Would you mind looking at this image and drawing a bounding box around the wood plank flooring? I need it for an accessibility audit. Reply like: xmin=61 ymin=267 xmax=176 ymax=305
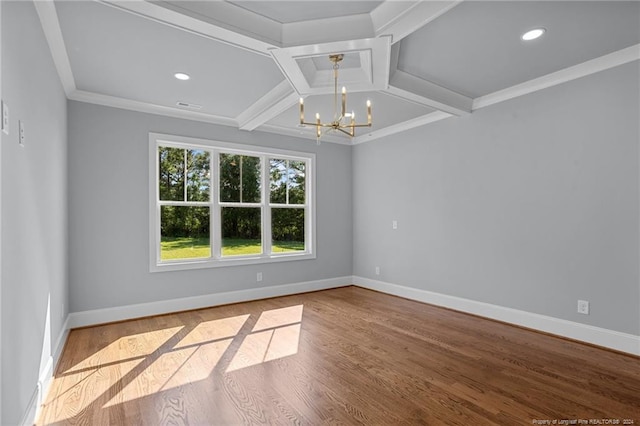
xmin=37 ymin=286 xmax=640 ymax=425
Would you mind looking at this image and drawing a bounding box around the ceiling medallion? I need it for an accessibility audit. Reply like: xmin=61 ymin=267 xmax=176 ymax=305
xmin=298 ymin=54 xmax=371 ymax=144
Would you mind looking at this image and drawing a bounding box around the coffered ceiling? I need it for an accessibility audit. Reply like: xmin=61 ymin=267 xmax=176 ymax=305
xmin=35 ymin=1 xmax=640 ymax=144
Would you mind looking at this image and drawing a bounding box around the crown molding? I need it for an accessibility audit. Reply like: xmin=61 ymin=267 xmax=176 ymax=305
xmin=69 ymin=90 xmax=238 ymax=128
xmin=353 ymin=110 xmax=452 ymax=144
xmin=371 ymin=0 xmax=462 ymax=43
xmin=237 ymin=80 xmax=299 ymax=131
xmin=473 ymin=43 xmax=640 ymax=110
xmin=33 ymin=0 xmax=76 ymax=96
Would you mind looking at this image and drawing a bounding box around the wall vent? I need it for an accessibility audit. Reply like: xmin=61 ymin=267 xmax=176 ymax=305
xmin=176 ymin=101 xmax=202 ymax=110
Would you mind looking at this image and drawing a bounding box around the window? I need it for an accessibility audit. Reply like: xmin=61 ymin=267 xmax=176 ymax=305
xmin=149 ymin=133 xmax=315 ymax=271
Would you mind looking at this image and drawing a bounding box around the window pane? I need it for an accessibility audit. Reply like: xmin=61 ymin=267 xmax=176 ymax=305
xmin=241 ymin=156 xmax=261 ymax=203
xmin=270 ymin=159 xmax=306 ymax=205
xmin=221 ymin=207 xmax=261 ymax=256
xmin=187 ymin=149 xmax=210 ymax=202
xmin=220 ymin=154 xmax=261 ymax=203
xmin=288 ymin=160 xmax=306 ymax=205
xmin=270 ymin=158 xmax=287 ymax=203
xmin=219 ymin=154 xmax=240 ymax=202
xmin=160 ymin=206 xmax=210 ymax=260
xmin=271 ymin=208 xmax=305 ymax=253
xmin=159 ymin=147 xmax=185 ymax=201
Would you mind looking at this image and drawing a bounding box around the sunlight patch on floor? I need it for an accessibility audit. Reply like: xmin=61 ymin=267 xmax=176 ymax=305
xmin=104 ymin=339 xmax=233 ymax=407
xmin=175 ymin=314 xmax=250 ymax=348
xmin=40 ymin=306 xmax=305 ymax=423
xmin=227 ymin=305 xmax=303 ymax=372
xmin=65 ymin=327 xmax=183 ymax=374
xmin=252 ymin=305 xmax=303 ymax=332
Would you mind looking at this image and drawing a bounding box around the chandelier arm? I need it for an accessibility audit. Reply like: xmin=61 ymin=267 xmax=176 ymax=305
xmin=322 ymin=127 xmax=335 ymax=136
xmin=301 ymin=121 xmax=333 ymax=128
xmin=336 ymin=127 xmax=354 ymax=137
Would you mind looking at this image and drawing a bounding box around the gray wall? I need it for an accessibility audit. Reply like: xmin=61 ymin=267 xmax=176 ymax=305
xmin=68 ymin=101 xmax=353 ymax=312
xmin=353 ymin=62 xmax=640 ymax=335
xmin=1 ymin=2 xmax=69 ymax=424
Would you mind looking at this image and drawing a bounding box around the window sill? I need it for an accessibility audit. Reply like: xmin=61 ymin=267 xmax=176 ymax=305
xmin=150 ymin=252 xmax=316 ymax=273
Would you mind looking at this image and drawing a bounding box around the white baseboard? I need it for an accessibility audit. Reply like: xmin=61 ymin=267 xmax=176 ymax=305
xmin=353 ymin=276 xmax=640 ymax=356
xmin=21 ymin=316 xmax=69 ymax=426
xmin=68 ymin=276 xmax=352 ymax=329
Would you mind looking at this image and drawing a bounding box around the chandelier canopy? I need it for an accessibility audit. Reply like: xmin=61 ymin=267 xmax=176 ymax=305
xmin=299 ymin=54 xmax=372 ymax=143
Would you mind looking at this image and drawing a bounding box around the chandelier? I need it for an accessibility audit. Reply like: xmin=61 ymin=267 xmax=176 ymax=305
xmin=299 ymin=54 xmax=372 ymax=143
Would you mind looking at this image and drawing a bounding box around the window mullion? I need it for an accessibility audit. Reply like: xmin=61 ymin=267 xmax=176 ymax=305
xmin=212 ymin=150 xmax=221 ymax=259
xmin=262 ymin=156 xmax=272 ymax=256
xmin=183 ymin=149 xmax=188 ymax=202
xmin=158 ymin=200 xmax=209 ymax=207
xmin=239 ymin=155 xmax=243 ymax=203
xmin=155 ymin=143 xmax=161 ymax=264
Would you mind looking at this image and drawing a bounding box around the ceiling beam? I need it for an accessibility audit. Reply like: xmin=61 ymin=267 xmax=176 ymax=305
xmin=99 ymin=0 xmax=276 ymax=57
xmin=371 ymin=0 xmax=462 ymax=44
xmin=34 ymin=0 xmax=76 ymax=96
xmin=237 ymin=80 xmax=299 ymax=131
xmin=386 ymin=70 xmax=473 ymax=116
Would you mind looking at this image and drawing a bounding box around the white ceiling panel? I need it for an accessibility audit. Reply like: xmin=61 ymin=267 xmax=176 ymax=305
xmin=55 ymin=1 xmax=284 ymax=118
xmin=398 ymin=1 xmax=640 ymax=98
xmin=226 ymin=1 xmax=383 ymax=24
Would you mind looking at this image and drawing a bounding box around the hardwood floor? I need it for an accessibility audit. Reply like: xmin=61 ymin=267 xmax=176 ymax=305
xmin=37 ymin=286 xmax=640 ymax=425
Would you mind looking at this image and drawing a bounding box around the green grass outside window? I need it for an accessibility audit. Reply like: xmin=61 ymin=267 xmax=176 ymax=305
xmin=160 ymin=236 xmax=304 ymax=260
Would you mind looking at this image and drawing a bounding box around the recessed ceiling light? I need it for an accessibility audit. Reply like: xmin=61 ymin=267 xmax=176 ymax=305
xmin=174 ymin=72 xmax=190 ymax=81
xmin=521 ymin=28 xmax=546 ymax=41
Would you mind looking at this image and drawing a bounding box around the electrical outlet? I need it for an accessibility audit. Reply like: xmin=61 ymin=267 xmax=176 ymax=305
xmin=19 ymin=120 xmax=25 ymax=146
xmin=2 ymin=101 xmax=8 ymax=135
xmin=257 ymin=272 xmax=263 ymax=282
xmin=577 ymin=300 xmax=589 ymax=315
xmin=375 ymin=266 xmax=380 ymax=275
xmin=392 ymin=220 xmax=398 ymax=230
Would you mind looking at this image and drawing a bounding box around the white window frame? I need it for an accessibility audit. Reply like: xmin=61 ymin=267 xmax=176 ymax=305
xmin=149 ymin=132 xmax=316 ymax=272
